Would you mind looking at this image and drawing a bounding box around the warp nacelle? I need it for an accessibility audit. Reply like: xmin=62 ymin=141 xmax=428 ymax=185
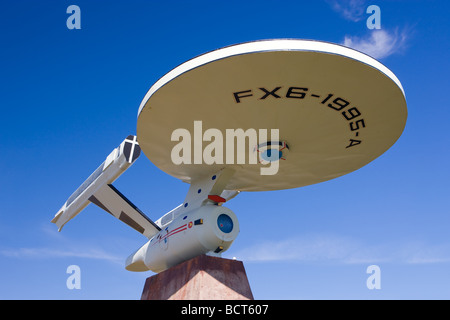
xmin=52 ymin=135 xmax=241 ymax=273
xmin=126 ymin=205 xmax=239 ymax=273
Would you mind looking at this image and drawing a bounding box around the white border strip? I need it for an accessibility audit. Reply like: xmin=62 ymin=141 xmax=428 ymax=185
xmin=138 ymin=39 xmax=405 ymax=117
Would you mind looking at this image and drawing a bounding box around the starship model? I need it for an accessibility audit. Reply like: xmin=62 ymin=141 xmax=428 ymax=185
xmin=52 ymin=39 xmax=407 ymax=273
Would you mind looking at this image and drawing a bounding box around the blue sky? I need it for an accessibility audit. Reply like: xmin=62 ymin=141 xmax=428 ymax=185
xmin=1 ymin=0 xmax=449 ymax=299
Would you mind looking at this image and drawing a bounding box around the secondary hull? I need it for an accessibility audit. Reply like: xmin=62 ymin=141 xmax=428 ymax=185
xmin=126 ymin=205 xmax=239 ymax=273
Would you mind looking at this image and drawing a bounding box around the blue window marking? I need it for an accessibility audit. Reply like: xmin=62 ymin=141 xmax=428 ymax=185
xmin=261 ymin=149 xmax=283 ymax=162
xmin=217 ymin=214 xmax=233 ymax=233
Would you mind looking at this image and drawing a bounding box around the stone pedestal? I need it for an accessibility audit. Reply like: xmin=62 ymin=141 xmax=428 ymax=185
xmin=141 ymin=255 xmax=253 ymax=300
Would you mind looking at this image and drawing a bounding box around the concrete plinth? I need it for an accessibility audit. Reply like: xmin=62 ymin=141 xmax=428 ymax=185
xmin=140 ymin=255 xmax=253 ymax=300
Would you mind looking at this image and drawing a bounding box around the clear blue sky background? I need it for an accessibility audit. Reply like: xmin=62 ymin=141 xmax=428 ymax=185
xmin=1 ymin=0 xmax=449 ymax=299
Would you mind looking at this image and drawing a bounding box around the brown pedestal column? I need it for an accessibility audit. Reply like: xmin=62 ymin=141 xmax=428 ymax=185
xmin=141 ymin=254 xmax=253 ymax=300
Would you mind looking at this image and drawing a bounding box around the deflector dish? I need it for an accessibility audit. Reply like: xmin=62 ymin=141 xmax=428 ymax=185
xmin=137 ymin=39 xmax=407 ymax=191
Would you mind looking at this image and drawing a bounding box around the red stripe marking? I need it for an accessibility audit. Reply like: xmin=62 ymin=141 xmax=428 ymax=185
xmin=149 ymin=224 xmax=188 ymax=247
xmin=170 ymin=224 xmax=187 ymax=233
xmin=165 ymin=227 xmax=187 ymax=239
xmin=161 ymin=226 xmax=187 ymax=240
